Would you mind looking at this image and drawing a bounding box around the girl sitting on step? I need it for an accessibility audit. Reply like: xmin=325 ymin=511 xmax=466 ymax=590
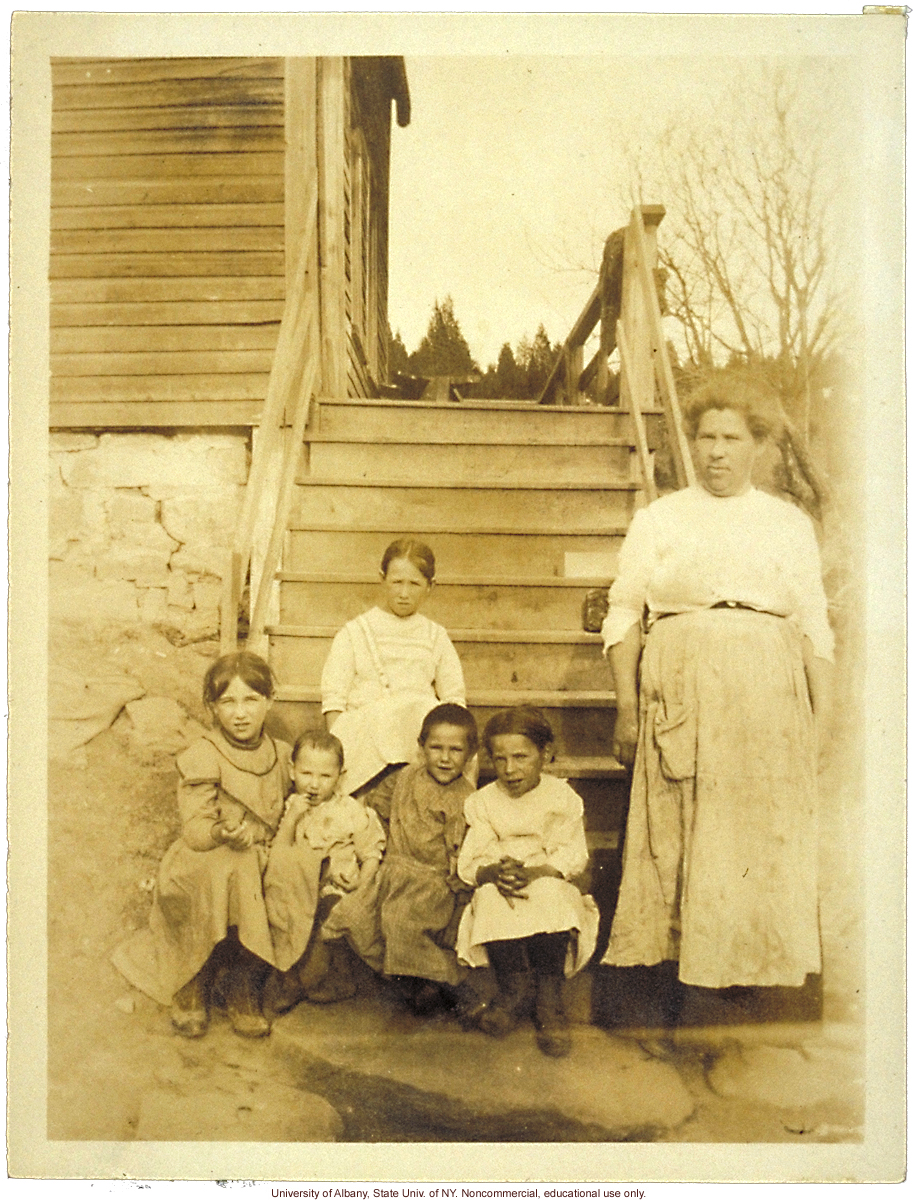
xmin=456 ymin=707 xmax=599 ymax=1058
xmin=320 ymin=538 xmax=467 ymax=803
xmin=371 ymin=703 xmax=480 ymax=1018
xmin=112 ymin=651 xmax=292 ymax=1040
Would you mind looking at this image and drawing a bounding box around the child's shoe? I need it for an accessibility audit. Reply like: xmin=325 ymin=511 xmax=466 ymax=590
xmin=226 ymin=956 xmax=271 ymax=1038
xmin=262 ymin=967 xmax=305 ymax=1018
xmin=439 ymin=980 xmax=488 ymax=1030
xmin=170 ymin=970 xmax=209 ymax=1038
xmin=533 ymin=974 xmax=571 ymax=1058
xmin=409 ymin=980 xmax=447 ymax=1015
xmin=303 ymin=939 xmax=356 ymax=1004
xmin=478 ymin=971 xmax=532 ymax=1038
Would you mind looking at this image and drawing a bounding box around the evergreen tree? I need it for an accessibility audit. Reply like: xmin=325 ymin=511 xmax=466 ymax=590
xmin=523 ymin=324 xmax=557 ymax=397
xmin=389 ymin=328 xmax=410 ymax=377
xmin=409 ymin=296 xmax=478 ymax=377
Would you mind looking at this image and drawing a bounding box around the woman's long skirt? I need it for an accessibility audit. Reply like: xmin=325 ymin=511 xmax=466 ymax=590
xmin=601 ymin=609 xmax=821 ymax=988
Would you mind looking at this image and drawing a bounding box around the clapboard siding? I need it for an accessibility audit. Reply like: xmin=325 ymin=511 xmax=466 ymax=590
xmin=53 ymin=179 xmax=285 ymax=207
xmin=53 ymin=152 xmax=285 ymax=180
xmin=52 ymin=227 xmax=285 ymax=253
xmin=51 ymin=55 xmax=402 ymax=425
xmin=52 ymin=57 xmax=284 ymax=86
xmin=53 ymin=128 xmax=285 ymax=155
xmin=53 ymin=104 xmax=285 ymax=134
xmin=52 ymin=350 xmax=275 ymax=377
xmin=54 ymin=78 xmax=283 ymax=112
xmin=51 ymin=56 xmax=286 ymax=426
xmin=51 ymin=252 xmax=285 ymax=278
xmin=52 ymin=325 xmax=281 ymax=353
xmin=52 ymin=202 xmax=285 ymax=230
xmin=51 ymin=300 xmax=284 ymax=327
xmin=51 ymin=373 xmax=270 ymax=403
xmin=52 ymin=276 xmax=285 ymax=304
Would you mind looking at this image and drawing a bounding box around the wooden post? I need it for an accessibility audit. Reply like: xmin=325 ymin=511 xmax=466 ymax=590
xmin=629 ymin=206 xmax=695 ymax=489
xmin=317 ymin=57 xmax=347 ymax=399
xmin=564 ymin=343 xmax=584 ymax=407
xmin=219 ymin=550 xmax=242 ymax=653
xmin=617 ymin=321 xmax=657 ymax=503
xmin=285 ymin=59 xmax=318 ymax=305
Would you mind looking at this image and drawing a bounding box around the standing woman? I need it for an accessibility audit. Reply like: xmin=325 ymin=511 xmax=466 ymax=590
xmin=601 ymin=375 xmax=834 ymax=993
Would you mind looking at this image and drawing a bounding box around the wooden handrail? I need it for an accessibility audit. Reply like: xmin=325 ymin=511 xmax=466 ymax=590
xmin=219 ymin=186 xmax=320 ymax=652
xmin=246 ymin=308 xmax=320 ymax=652
xmin=539 ymin=204 xmax=694 ymax=497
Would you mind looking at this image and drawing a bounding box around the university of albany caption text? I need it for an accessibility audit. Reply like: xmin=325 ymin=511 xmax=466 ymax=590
xmin=270 ymin=1190 xmax=647 ymax=1200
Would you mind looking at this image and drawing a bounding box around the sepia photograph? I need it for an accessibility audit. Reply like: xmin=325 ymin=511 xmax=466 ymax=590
xmin=7 ymin=8 xmax=906 ymax=1185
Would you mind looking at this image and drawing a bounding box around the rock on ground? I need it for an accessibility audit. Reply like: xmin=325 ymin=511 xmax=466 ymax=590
xmin=135 ymin=1085 xmax=342 ymax=1142
xmin=272 ymin=1004 xmax=695 ymax=1137
xmin=708 ymin=1038 xmax=864 ymax=1110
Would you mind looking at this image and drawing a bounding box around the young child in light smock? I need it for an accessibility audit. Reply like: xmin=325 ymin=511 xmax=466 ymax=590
xmin=320 ymin=539 xmax=466 ymax=799
xmin=263 ymin=729 xmax=385 ymax=1012
xmin=456 ymin=707 xmax=599 ymax=1057
xmin=112 ymin=652 xmax=291 ymax=1039
xmin=371 ymin=703 xmax=479 ymax=1017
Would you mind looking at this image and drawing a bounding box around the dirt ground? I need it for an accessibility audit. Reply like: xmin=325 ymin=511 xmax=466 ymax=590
xmin=45 ymin=617 xmax=865 ymax=1146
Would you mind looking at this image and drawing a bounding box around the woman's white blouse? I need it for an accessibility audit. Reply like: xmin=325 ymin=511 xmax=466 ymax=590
xmin=601 ymin=486 xmax=834 ymax=661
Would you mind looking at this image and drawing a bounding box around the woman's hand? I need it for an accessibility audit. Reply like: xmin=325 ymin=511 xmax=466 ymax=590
xmin=612 ymin=704 xmax=639 ymax=769
xmin=213 ymin=817 xmax=254 ymax=851
xmin=609 ymin=623 xmax=642 ymax=769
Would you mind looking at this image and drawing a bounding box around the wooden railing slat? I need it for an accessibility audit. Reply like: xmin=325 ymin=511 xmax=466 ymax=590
xmin=220 ymin=183 xmax=319 ymax=649
xmin=616 ymin=321 xmax=657 ymax=504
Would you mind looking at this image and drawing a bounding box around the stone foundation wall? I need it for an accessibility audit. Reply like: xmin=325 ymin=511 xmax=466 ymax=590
xmin=49 ymin=431 xmax=249 ymax=640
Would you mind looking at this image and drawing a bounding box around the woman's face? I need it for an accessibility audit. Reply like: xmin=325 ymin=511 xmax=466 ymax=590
xmin=380 ymin=556 xmax=432 ymax=618
xmin=692 ymin=407 xmax=761 ymax=497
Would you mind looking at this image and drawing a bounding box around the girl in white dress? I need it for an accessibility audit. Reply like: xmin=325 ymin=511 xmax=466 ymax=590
xmin=321 ymin=539 xmax=466 ymax=797
xmin=456 ymin=707 xmax=599 ymax=1057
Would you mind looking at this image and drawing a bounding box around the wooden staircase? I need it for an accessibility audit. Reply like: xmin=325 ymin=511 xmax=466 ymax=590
xmin=266 ymin=394 xmax=662 ymax=866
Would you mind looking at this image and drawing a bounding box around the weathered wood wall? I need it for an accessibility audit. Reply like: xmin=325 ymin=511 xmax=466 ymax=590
xmin=51 ymin=56 xmax=286 ymax=427
xmin=51 ymin=55 xmax=401 ymax=427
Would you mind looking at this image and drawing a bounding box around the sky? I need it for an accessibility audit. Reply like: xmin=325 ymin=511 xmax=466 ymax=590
xmin=386 ymin=47 xmax=862 ymax=371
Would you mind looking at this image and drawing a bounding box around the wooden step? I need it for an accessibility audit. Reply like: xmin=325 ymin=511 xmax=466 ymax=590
xmin=550 ymin=756 xmax=627 ymax=780
xmin=305 ymin=438 xmax=635 ymax=485
xmin=270 ymin=689 xmax=618 ymax=760
xmin=312 ymin=397 xmax=661 ymax=445
xmin=291 ymin=481 xmax=640 ymax=531
xmin=284 ymin=528 xmax=621 ymax=577
xmin=277 ymin=574 xmax=611 ymax=632
xmin=268 ymin=627 xmax=609 ymax=693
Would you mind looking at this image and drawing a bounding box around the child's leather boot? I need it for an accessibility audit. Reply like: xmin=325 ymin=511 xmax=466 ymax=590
xmin=533 ymin=974 xmax=571 ymax=1057
xmin=226 ymin=952 xmax=271 ymax=1038
xmin=303 ymin=939 xmax=356 ymax=1003
xmin=170 ymin=969 xmax=209 ymax=1038
xmin=478 ymin=971 xmax=532 ymax=1037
